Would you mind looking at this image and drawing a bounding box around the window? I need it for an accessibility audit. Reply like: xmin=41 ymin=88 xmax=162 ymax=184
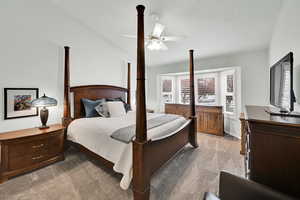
xmin=224 ymin=73 xmax=235 ymax=113
xmin=177 ymin=73 xmax=218 ymax=105
xmin=161 ymin=77 xmax=175 ymax=104
xmin=227 ymin=74 xmax=234 ymax=92
xmin=159 ymin=69 xmax=238 ymax=114
xmin=196 ymin=77 xmax=216 ymax=104
xmin=178 ymin=76 xmax=190 ymax=104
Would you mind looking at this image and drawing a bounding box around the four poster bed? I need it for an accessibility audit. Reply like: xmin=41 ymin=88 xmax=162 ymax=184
xmin=62 ymin=5 xmax=198 ymax=200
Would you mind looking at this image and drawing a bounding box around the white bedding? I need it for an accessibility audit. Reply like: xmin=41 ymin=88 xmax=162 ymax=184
xmin=67 ymin=111 xmax=187 ymax=190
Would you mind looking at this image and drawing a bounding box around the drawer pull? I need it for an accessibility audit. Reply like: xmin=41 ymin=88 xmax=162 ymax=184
xmin=32 ymin=144 xmax=44 ymax=149
xmin=32 ymin=155 xmax=44 ymax=160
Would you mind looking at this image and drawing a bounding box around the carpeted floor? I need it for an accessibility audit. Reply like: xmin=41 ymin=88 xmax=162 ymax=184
xmin=0 ymin=133 xmax=244 ymax=200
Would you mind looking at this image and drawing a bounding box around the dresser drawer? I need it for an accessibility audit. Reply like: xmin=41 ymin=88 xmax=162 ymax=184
xmin=8 ymin=152 xmax=48 ymax=170
xmin=9 ymin=139 xmax=48 ymax=158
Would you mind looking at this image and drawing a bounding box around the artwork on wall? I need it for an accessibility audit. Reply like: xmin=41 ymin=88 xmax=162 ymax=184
xmin=4 ymin=88 xmax=39 ymax=119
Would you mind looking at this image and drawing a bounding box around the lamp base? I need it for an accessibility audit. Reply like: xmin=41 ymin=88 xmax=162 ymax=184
xmin=40 ymin=107 xmax=49 ymax=129
xmin=38 ymin=125 xmax=50 ymax=130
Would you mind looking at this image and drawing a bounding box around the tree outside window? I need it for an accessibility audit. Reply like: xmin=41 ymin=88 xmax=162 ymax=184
xmin=197 ymin=77 xmax=216 ymax=104
xmin=161 ymin=78 xmax=174 ymax=104
xmin=179 ymin=79 xmax=190 ymax=104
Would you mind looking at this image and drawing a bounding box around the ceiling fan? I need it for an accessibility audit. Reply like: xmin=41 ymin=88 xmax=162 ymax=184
xmin=122 ymin=15 xmax=184 ymax=51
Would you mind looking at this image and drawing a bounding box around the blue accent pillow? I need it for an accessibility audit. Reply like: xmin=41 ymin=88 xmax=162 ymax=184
xmin=81 ymin=98 xmax=105 ymax=118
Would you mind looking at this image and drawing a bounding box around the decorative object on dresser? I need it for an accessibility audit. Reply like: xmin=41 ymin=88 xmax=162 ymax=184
xmin=0 ymin=124 xmax=65 ymax=184
xmin=165 ymin=104 xmax=224 ymax=136
xmin=4 ymin=88 xmax=39 ymax=120
xmin=243 ymin=105 xmax=300 ymax=199
xmin=31 ymin=94 xmax=58 ymax=129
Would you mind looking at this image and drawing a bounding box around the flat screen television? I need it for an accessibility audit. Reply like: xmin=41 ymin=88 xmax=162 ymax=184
xmin=270 ymin=52 xmax=296 ymax=112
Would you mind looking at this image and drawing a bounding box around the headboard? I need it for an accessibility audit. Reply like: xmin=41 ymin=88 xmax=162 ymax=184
xmin=70 ymin=85 xmax=128 ymax=119
xmin=63 ymin=46 xmax=131 ymax=124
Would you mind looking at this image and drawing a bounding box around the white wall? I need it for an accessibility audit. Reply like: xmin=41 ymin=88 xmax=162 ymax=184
xmin=0 ymin=0 xmax=133 ymax=132
xmin=147 ymin=49 xmax=269 ymax=138
xmin=269 ymin=0 xmax=300 ymax=112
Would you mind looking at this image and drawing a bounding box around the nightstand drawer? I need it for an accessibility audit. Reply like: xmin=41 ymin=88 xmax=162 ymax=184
xmin=9 ymin=139 xmax=48 ymax=158
xmin=8 ymin=153 xmax=48 ymax=170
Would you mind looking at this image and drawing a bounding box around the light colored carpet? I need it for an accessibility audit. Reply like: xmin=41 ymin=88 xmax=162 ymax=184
xmin=0 ymin=133 xmax=244 ymax=200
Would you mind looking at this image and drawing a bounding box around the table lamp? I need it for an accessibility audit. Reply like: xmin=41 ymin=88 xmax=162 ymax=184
xmin=31 ymin=94 xmax=57 ymax=129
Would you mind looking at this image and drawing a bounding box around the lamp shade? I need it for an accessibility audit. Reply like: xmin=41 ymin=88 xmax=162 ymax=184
xmin=31 ymin=94 xmax=57 ymax=107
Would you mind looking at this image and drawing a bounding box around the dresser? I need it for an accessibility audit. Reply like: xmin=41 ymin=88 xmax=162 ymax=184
xmin=0 ymin=124 xmax=65 ymax=183
xmin=244 ymin=106 xmax=300 ymax=198
xmin=165 ymin=104 xmax=224 ymax=136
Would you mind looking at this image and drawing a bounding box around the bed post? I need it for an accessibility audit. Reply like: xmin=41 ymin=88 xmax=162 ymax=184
xmin=127 ymin=62 xmax=131 ymax=106
xmin=133 ymin=5 xmax=150 ymax=200
xmin=62 ymin=46 xmax=72 ymax=127
xmin=189 ymin=49 xmax=199 ymax=148
xmin=135 ymin=5 xmax=147 ymax=143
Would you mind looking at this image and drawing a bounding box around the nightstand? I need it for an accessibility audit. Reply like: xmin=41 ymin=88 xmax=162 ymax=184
xmin=0 ymin=124 xmax=65 ymax=183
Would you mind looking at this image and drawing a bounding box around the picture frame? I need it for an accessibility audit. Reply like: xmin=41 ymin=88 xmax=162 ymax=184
xmin=4 ymin=88 xmax=39 ymax=120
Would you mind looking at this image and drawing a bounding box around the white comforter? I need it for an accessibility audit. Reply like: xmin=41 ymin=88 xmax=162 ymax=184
xmin=67 ymin=111 xmax=187 ymax=190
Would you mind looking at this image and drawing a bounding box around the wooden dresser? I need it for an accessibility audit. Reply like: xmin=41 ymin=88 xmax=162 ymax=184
xmin=244 ymin=106 xmax=300 ymax=198
xmin=0 ymin=124 xmax=65 ymax=183
xmin=165 ymin=104 xmax=224 ymax=136
xmin=239 ymin=112 xmax=246 ymax=155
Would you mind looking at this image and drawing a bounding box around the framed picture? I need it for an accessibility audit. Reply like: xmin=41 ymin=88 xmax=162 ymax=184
xmin=4 ymin=88 xmax=39 ymax=120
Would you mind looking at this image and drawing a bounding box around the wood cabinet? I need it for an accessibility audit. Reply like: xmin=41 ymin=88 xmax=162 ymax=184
xmin=165 ymin=104 xmax=191 ymax=118
xmin=165 ymin=104 xmax=224 ymax=136
xmin=244 ymin=106 xmax=300 ymax=199
xmin=197 ymin=105 xmax=224 ymax=136
xmin=0 ymin=124 xmax=65 ymax=183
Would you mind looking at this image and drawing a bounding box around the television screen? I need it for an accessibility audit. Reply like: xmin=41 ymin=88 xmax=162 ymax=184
xmin=270 ymin=52 xmax=294 ymax=112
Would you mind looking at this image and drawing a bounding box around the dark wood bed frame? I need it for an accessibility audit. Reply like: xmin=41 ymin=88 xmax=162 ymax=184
xmin=62 ymin=5 xmax=198 ymax=200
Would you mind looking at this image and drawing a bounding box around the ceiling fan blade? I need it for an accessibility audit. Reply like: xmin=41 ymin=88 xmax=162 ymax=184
xmin=122 ymin=34 xmax=151 ymax=41
xmin=161 ymin=36 xmax=185 ymax=41
xmin=121 ymin=34 xmax=137 ymax=39
xmin=152 ymin=23 xmax=165 ymax=38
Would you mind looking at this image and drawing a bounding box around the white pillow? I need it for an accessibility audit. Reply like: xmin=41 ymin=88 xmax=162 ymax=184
xmin=107 ymin=101 xmax=126 ymax=117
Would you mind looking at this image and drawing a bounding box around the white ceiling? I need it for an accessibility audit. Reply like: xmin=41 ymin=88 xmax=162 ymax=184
xmin=51 ymin=0 xmax=283 ymax=66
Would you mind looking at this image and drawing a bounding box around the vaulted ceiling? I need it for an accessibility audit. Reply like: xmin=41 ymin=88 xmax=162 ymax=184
xmin=51 ymin=0 xmax=283 ymax=66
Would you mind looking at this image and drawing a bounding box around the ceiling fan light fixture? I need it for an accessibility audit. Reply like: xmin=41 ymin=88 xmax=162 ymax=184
xmin=147 ymin=39 xmax=165 ymax=51
xmin=152 ymin=23 xmax=165 ymax=37
xmin=122 ymin=19 xmax=183 ymax=51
